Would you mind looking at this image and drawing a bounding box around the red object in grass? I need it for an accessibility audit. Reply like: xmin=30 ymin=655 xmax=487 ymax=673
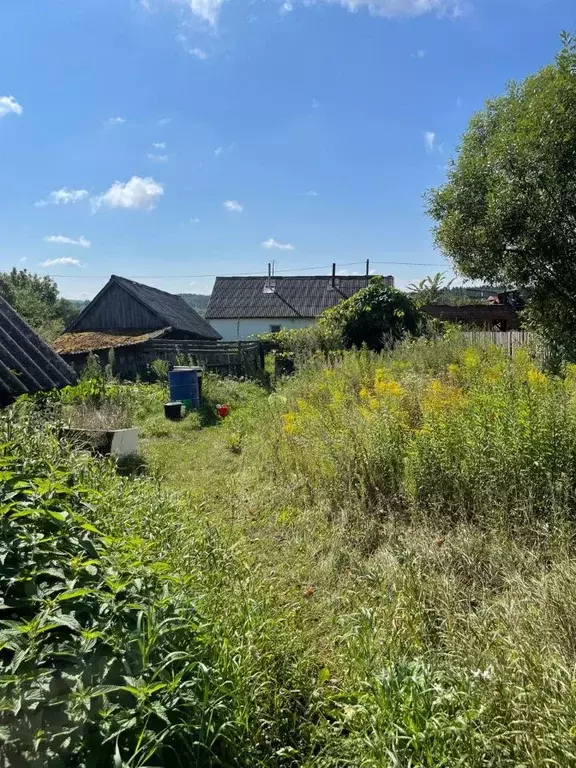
xmin=216 ymin=404 xmax=230 ymax=419
xmin=305 ymin=585 xmax=315 ymax=598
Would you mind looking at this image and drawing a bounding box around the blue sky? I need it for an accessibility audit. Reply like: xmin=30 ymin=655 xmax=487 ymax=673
xmin=0 ymin=0 xmax=573 ymax=298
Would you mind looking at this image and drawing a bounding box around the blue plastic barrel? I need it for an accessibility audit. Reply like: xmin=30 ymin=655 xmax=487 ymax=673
xmin=168 ymin=368 xmax=200 ymax=409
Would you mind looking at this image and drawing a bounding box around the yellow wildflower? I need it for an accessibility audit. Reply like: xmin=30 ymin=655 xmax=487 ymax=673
xmin=359 ymin=387 xmax=370 ymax=400
xmin=527 ymin=368 xmax=547 ymax=387
xmin=462 ymin=348 xmax=481 ymax=370
xmin=374 ymin=378 xmax=404 ymax=398
xmin=424 ymin=379 xmax=467 ymax=411
xmin=282 ymin=412 xmax=297 ymax=435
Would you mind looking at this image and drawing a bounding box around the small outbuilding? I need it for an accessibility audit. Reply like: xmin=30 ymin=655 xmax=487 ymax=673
xmin=0 ymin=295 xmax=76 ymax=407
xmin=54 ymin=275 xmax=222 ymax=377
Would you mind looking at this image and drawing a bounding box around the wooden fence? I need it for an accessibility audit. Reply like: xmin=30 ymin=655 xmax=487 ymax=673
xmin=62 ymin=340 xmax=265 ymax=380
xmin=142 ymin=340 xmax=264 ymax=378
xmin=460 ymin=330 xmax=551 ymax=363
xmin=460 ymin=330 xmax=534 ymax=353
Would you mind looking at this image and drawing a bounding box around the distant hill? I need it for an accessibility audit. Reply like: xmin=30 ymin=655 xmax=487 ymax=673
xmin=179 ymin=293 xmax=211 ymax=317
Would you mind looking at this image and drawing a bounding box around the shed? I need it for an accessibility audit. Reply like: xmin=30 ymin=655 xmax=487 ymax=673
xmin=0 ymin=295 xmax=76 ymax=407
xmin=54 ymin=275 xmax=222 ymax=378
xmin=206 ymin=271 xmax=394 ymax=341
xmin=60 ymin=275 xmax=221 ymax=342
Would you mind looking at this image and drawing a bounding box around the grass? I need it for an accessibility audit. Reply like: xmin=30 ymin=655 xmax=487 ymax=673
xmin=5 ymin=340 xmax=576 ymax=765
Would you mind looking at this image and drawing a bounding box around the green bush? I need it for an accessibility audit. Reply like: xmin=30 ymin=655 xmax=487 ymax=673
xmin=322 ymin=276 xmax=422 ymax=351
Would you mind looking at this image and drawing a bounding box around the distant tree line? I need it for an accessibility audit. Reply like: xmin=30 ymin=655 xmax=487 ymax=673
xmin=0 ymin=269 xmax=81 ymax=342
xmin=179 ymin=293 xmax=211 ymax=317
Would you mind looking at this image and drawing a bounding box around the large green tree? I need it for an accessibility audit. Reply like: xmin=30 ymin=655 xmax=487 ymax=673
xmin=427 ymin=32 xmax=576 ymax=356
xmin=0 ymin=269 xmax=78 ymax=341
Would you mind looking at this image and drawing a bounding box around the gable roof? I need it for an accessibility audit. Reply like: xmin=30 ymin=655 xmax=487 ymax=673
xmin=206 ymin=275 xmax=388 ymax=319
xmin=68 ymin=275 xmax=221 ymax=340
xmin=0 ymin=296 xmax=76 ymax=407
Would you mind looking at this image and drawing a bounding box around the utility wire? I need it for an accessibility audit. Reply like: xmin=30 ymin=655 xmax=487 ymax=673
xmin=45 ymin=259 xmax=449 ymax=279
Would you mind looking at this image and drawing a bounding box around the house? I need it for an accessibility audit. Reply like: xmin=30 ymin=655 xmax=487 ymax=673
xmin=0 ymin=295 xmax=76 ymax=407
xmin=54 ymin=275 xmax=221 ymax=376
xmin=206 ymin=267 xmax=394 ymax=341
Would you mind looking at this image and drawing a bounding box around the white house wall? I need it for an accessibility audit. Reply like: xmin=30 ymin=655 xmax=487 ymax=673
xmin=208 ymin=317 xmax=314 ymax=341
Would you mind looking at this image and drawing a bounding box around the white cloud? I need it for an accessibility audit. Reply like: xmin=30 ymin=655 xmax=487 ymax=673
xmin=312 ymin=0 xmax=463 ymax=17
xmin=178 ymin=0 xmax=224 ymax=26
xmin=0 ymin=96 xmax=23 ymax=119
xmin=190 ymin=217 xmax=201 ymax=224
xmin=93 ymin=176 xmax=164 ymax=211
xmin=312 ymin=98 xmax=320 ymax=109
xmin=302 ymin=190 xmax=318 ymax=196
xmin=262 ymin=238 xmax=295 ymax=251
xmin=412 ymin=48 xmax=426 ymax=58
xmin=40 ymin=257 xmax=83 ymax=268
xmin=105 ymin=117 xmax=126 ymax=126
xmin=424 ymin=130 xmax=436 ymax=153
xmin=35 ymin=188 xmax=89 ymax=207
xmin=19 ymin=257 xmax=27 ymax=263
xmin=157 ymin=117 xmax=172 ymax=126
xmin=214 ymin=143 xmax=234 ymax=157
xmin=280 ymin=1 xmax=293 ymax=12
xmin=147 ymin=152 xmax=169 ymax=162
xmin=190 ymin=47 xmax=208 ymax=59
xmin=153 ymin=141 xmax=167 ymax=149
xmin=223 ymin=199 xmax=243 ymax=212
xmin=44 ymin=235 xmax=91 ymax=248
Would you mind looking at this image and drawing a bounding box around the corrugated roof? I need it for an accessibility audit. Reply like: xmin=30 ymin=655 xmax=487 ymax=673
xmin=0 ymin=296 xmax=77 ymax=407
xmin=53 ymin=328 xmax=170 ymax=356
xmin=206 ymin=275 xmax=390 ymax=319
xmin=68 ymin=275 xmax=221 ymax=340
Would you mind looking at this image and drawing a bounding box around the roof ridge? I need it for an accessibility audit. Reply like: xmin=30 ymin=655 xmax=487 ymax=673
xmin=112 ymin=274 xmax=180 ymax=299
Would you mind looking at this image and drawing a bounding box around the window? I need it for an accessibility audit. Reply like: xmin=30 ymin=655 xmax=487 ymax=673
xmin=270 ymin=324 xmax=281 ymax=333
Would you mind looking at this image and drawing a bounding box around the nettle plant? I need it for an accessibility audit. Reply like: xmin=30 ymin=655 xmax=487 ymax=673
xmin=0 ymin=445 xmax=238 ymax=767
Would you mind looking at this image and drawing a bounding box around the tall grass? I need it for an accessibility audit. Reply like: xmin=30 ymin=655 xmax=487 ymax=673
xmin=213 ymin=340 xmax=576 ymax=766
xmin=6 ymin=341 xmax=576 ymax=766
xmin=0 ymin=406 xmax=317 ymax=767
xmin=251 ymin=341 xmax=576 ymax=529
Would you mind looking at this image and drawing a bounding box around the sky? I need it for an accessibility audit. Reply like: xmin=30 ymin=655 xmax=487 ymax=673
xmin=0 ymin=0 xmax=574 ymax=299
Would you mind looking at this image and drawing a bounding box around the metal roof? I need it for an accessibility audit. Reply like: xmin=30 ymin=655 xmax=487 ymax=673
xmin=53 ymin=328 xmax=170 ymax=356
xmin=206 ymin=275 xmax=392 ymax=319
xmin=68 ymin=275 xmax=222 ymax=340
xmin=0 ymin=296 xmax=77 ymax=407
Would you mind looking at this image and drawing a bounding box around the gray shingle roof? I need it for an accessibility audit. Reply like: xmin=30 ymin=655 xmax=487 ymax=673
xmin=0 ymin=296 xmax=77 ymax=407
xmin=113 ymin=276 xmax=221 ymax=339
xmin=206 ymin=275 xmax=390 ymax=319
xmin=68 ymin=275 xmax=221 ymax=341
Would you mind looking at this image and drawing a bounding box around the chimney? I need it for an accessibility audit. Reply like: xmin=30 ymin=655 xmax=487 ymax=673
xmin=331 ymin=262 xmax=336 ymax=288
xmin=263 ymin=262 xmax=275 ymax=294
xmin=366 ymin=259 xmax=370 ymax=278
